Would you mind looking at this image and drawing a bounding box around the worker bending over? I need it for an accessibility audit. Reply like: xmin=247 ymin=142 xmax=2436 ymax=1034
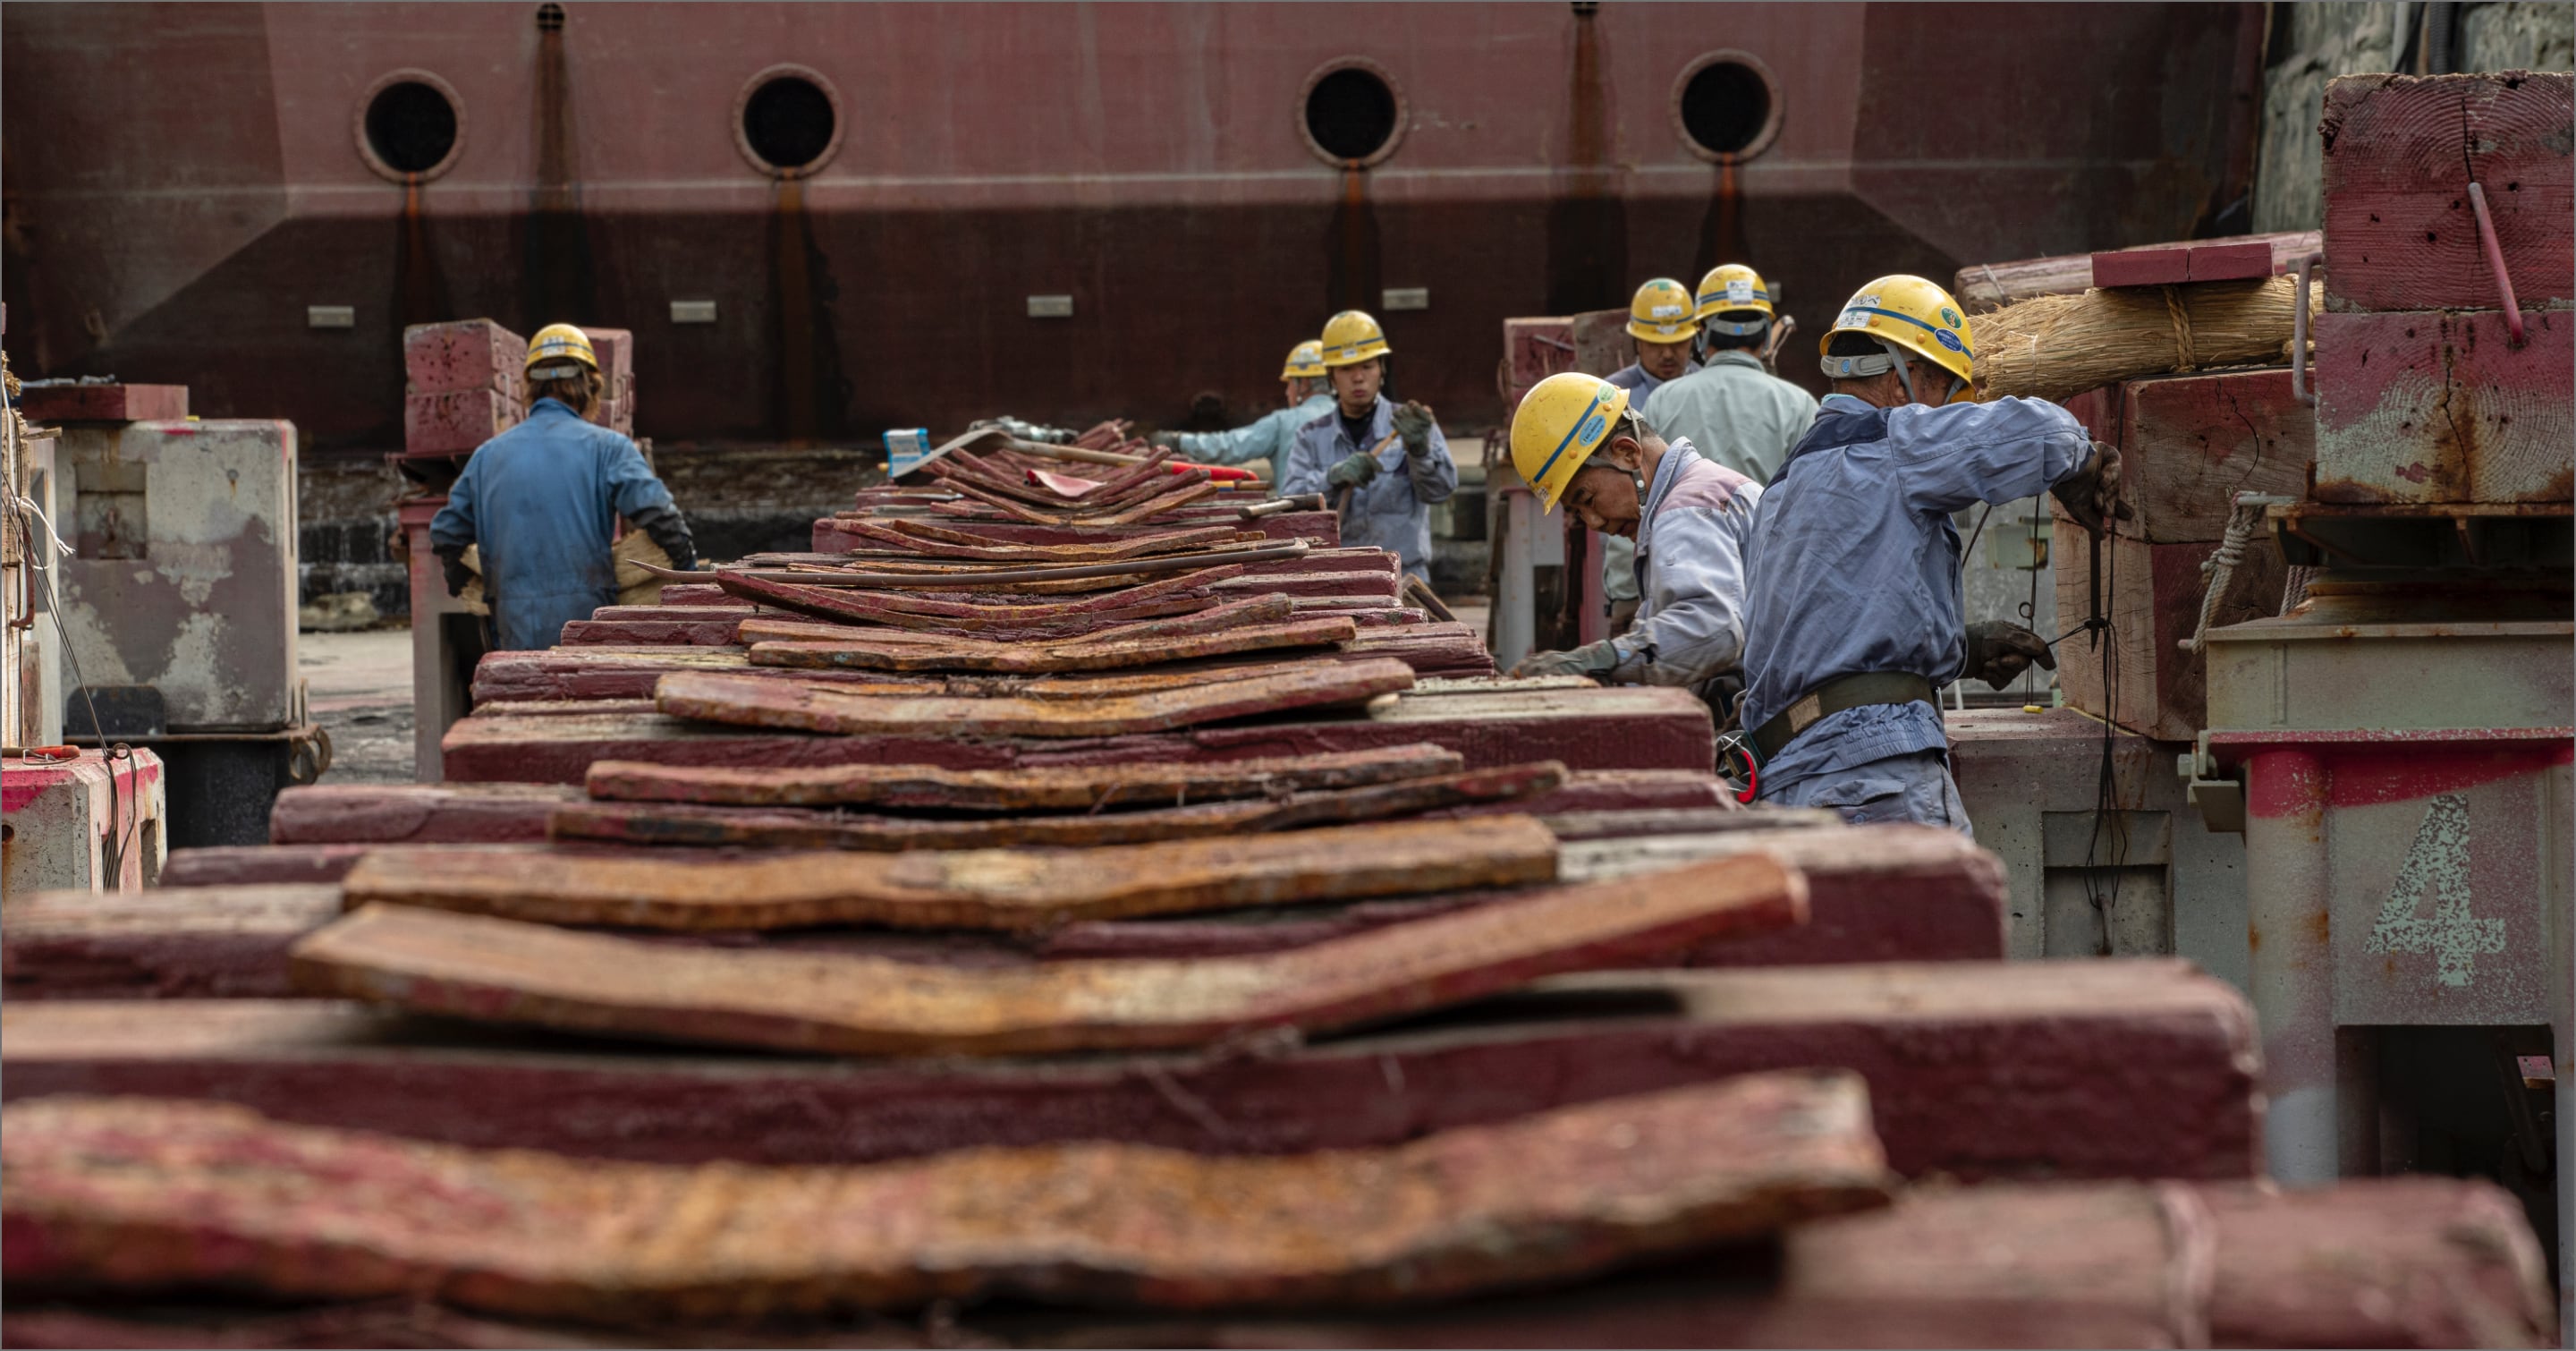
xmin=1150 ymin=340 xmax=1335 ymax=486
xmin=1736 ymin=276 xmax=2124 ymax=831
xmin=1644 ymin=264 xmax=1818 ymax=485
xmin=1597 ymin=278 xmax=1703 ymax=631
xmin=430 ymin=324 xmax=697 ymax=651
xmin=1280 ymin=310 xmax=1456 ymax=581
xmin=1504 ymin=372 xmax=1759 ymax=700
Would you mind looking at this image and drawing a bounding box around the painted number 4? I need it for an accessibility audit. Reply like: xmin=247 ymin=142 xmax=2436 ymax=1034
xmin=2363 ymin=793 xmax=2504 ymax=989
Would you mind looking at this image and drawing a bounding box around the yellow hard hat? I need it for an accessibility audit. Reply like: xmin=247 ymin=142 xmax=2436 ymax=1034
xmin=525 ymin=323 xmax=598 ymax=377
xmin=1819 ymin=275 xmax=1975 ymax=395
xmin=1695 ymin=264 xmax=1775 ymax=336
xmin=1281 ymin=340 xmax=1327 ymax=381
xmin=1509 ymin=372 xmax=1631 ymax=513
xmin=1625 ymin=278 xmax=1697 ymax=344
xmin=1318 ymin=310 xmax=1391 ymax=367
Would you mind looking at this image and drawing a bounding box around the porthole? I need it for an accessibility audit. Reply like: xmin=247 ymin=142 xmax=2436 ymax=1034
xmin=354 ymin=70 xmax=464 ymax=182
xmin=733 ymin=64 xmax=843 ymax=177
xmin=1671 ymin=51 xmax=1783 ymax=163
xmin=1299 ymin=59 xmax=1406 ymax=167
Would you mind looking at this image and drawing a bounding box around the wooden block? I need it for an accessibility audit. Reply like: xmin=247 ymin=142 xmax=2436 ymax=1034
xmin=2186 ymin=238 xmax=2278 ymax=281
xmin=1960 ymin=232 xmax=2320 ymax=312
xmin=0 ymin=958 xmax=2254 ymax=1182
xmin=440 ymin=684 xmax=1720 ymax=783
xmin=2052 ymin=518 xmax=2287 ymax=742
xmin=557 ymin=615 xmax=743 ymax=647
xmin=746 ymin=614 xmax=1354 ymax=675
xmin=652 ymin=660 xmax=1414 ymax=737
xmin=12 ymin=383 xmax=188 ymax=423
xmin=547 ymin=763 xmax=1569 ymax=852
xmin=2109 ymin=368 xmax=2316 ymax=542
xmin=0 ymin=1073 xmax=1887 ymax=1324
xmin=815 ymin=511 xmax=1338 ymax=552
xmin=268 ymin=783 xmax=577 ymax=845
xmin=402 ymin=319 xmax=526 ymax=396
xmin=403 ymin=388 xmax=522 ymax=455
xmin=300 ymin=848 xmax=1801 ymax=1053
xmin=2088 ymin=247 xmax=2190 ymax=289
xmin=2312 ymin=308 xmax=2573 ymax=504
xmin=588 ymin=744 xmax=1466 ymax=809
xmin=581 ymin=326 xmax=633 ymax=383
xmin=335 ymin=814 xmax=1562 ymax=931
xmin=2322 ymin=72 xmax=2574 ymax=313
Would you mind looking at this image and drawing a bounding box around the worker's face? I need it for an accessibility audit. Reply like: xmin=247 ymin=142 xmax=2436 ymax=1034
xmin=1563 ymin=440 xmax=1645 ymax=540
xmin=1331 ymin=359 xmax=1382 ymax=415
xmin=1637 ymin=336 xmax=1692 ymax=383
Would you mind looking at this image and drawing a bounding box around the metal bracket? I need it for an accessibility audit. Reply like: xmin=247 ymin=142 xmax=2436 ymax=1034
xmin=2176 ymin=739 xmax=2246 ymax=835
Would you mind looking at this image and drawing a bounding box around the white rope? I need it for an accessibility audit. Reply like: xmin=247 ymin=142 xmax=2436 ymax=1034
xmin=15 ymin=493 xmax=74 ymax=558
xmin=2177 ymin=493 xmax=2283 ymax=654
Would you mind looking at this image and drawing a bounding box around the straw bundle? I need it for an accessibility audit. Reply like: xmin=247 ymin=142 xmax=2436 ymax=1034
xmin=1971 ymin=275 xmax=2321 ymax=404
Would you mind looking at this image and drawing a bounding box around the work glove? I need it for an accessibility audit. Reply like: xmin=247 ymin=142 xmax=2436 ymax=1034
xmin=628 ymin=504 xmax=699 ymax=573
xmin=2051 ymin=440 xmax=2134 ymax=537
xmin=1510 ymin=641 xmax=1620 ymax=681
xmin=1146 ymin=430 xmax=1186 ymax=451
xmin=1325 ymin=450 xmax=1381 ymax=492
xmin=1962 ymin=620 xmax=2057 ymax=690
xmin=1392 ymin=400 xmax=1436 ymax=455
xmin=433 ymin=544 xmax=474 ymax=599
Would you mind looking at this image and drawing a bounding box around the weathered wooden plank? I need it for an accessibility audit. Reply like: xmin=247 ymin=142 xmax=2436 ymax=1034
xmin=2312 ymin=309 xmax=2574 ymax=504
xmin=655 ymin=659 xmax=1413 ymax=738
xmin=0 ymin=959 xmax=2255 ymax=1184
xmin=840 ymin=518 xmax=1254 ymax=561
xmin=1954 ymin=232 xmax=2320 ymax=312
xmin=339 ymin=814 xmax=1560 ymax=931
xmin=2053 ymin=514 xmax=2286 ymax=741
xmin=3 ymin=886 xmax=344 ymax=1000
xmin=2322 ymin=72 xmax=2574 ymax=314
xmin=296 ymin=849 xmax=1801 ymax=1053
xmin=814 ymin=511 xmax=1336 ymax=553
xmin=0 ymin=1072 xmax=1885 ymax=1325
xmin=716 ymin=562 xmax=1250 ymax=625
xmin=471 ymin=647 xmax=935 ymax=704
xmin=587 ymin=743 xmax=1463 ymax=809
xmin=547 ymin=763 xmax=1569 ymax=851
xmin=268 ymin=784 xmax=580 ymax=845
xmin=557 ymin=614 xmax=742 ymax=647
xmin=2106 ymin=368 xmax=2316 ymax=543
xmin=746 ymin=613 xmax=1355 ymax=674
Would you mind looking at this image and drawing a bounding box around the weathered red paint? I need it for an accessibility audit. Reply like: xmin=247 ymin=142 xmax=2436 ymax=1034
xmin=2311 ymin=309 xmax=2573 ymax=504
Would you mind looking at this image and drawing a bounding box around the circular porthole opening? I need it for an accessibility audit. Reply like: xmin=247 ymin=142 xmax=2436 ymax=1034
xmin=737 ymin=69 xmax=841 ymax=176
xmin=1674 ymin=53 xmax=1782 ymax=161
xmin=362 ymin=78 xmax=461 ymax=177
xmin=1301 ymin=63 xmax=1404 ymax=166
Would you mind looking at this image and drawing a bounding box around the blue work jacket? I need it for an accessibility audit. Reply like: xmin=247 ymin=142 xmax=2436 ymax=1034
xmin=1279 ymin=395 xmax=1456 ymax=579
xmin=428 ymin=398 xmax=678 ymax=651
xmin=1739 ymin=392 xmax=2089 ymax=799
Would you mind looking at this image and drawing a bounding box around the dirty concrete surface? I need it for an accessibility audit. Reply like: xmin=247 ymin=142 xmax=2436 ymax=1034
xmin=301 ymin=629 xmax=414 ymax=785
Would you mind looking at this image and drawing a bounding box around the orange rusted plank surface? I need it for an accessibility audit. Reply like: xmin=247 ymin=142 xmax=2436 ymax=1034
xmin=339 ymin=814 xmax=1561 ymax=931
xmin=748 ymin=614 xmax=1354 ymax=674
xmin=1 ymin=1073 xmax=1886 ymax=1325
xmin=654 ymin=659 xmax=1414 ymax=737
xmin=549 ymin=762 xmax=1569 ymax=851
xmin=584 ymin=743 xmax=1463 ymax=808
xmin=296 ymin=848 xmax=1803 ymax=1053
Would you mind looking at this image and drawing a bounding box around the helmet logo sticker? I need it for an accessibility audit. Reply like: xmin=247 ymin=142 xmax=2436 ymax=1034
xmin=1651 ymin=303 xmax=1687 ymax=319
xmin=1934 ymin=328 xmax=1965 ymax=353
xmin=1575 ymin=412 xmax=1606 ymax=446
xmin=1940 ymin=307 xmax=1962 ymax=328
xmin=1725 ymin=280 xmax=1753 ymax=302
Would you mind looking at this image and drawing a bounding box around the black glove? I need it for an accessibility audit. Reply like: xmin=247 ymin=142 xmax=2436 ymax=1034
xmin=1325 ymin=451 xmax=1380 ymax=492
xmin=628 ymin=504 xmax=699 ymax=572
xmin=1510 ymin=641 xmax=1619 ymax=680
xmin=1392 ymin=401 xmax=1436 ymax=455
xmin=2052 ymin=440 xmax=2133 ymax=537
xmin=433 ymin=544 xmax=474 ymax=599
xmin=1962 ymin=620 xmax=2056 ymax=690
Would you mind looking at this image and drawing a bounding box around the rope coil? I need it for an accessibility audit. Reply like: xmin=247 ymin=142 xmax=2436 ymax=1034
xmin=2159 ymin=285 xmax=2199 ymax=372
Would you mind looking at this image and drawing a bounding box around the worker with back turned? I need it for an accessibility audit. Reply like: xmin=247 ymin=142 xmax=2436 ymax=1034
xmin=1279 ymin=310 xmax=1456 ymax=582
xmin=1644 ymin=263 xmax=1818 ymax=486
xmin=1596 ymin=277 xmax=1703 ymax=632
xmin=1504 ymin=372 xmax=1760 ymax=711
xmin=1735 ymin=276 xmax=2126 ymax=831
xmin=1148 ymin=340 xmax=1335 ymax=487
xmin=429 ymin=324 xmax=699 ymax=651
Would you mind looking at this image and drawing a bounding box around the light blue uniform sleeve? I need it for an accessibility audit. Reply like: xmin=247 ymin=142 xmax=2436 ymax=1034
xmin=603 ymin=438 xmax=677 ymax=519
xmin=1278 ymin=421 xmax=1332 ymax=497
xmin=428 ymin=455 xmax=482 ymax=551
xmin=1607 ymin=487 xmax=1759 ymax=686
xmin=1176 ymin=408 xmax=1291 ymax=470
xmin=1884 ymin=395 xmax=2089 ymax=515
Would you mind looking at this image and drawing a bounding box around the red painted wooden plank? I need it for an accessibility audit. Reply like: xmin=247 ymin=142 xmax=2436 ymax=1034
xmin=655 ymin=659 xmax=1411 ymax=736
xmin=2087 ymin=247 xmax=2190 ymax=288
xmin=2311 ymin=309 xmax=2574 ymax=504
xmin=2322 ymin=72 xmax=2574 ymax=313
xmin=471 ymin=647 xmax=934 ymax=702
xmin=268 ymin=784 xmax=575 ymax=845
xmin=587 ymin=744 xmax=1464 ymax=809
xmin=743 ymin=613 xmax=1355 ymax=674
xmin=2113 ymin=368 xmax=2316 ymax=542
xmin=0 ymin=958 xmax=2254 ymax=1182
xmin=813 ymin=511 xmax=1336 ymax=552
xmin=558 ymin=615 xmax=741 ymax=647
xmin=2184 ymin=238 xmax=2275 ymax=281
xmin=335 ymin=814 xmax=1562 ymax=932
xmin=298 ymin=847 xmax=1802 ymax=1052
xmin=0 ymin=1074 xmax=1887 ymax=1325
xmin=13 ymin=383 xmax=190 ymax=423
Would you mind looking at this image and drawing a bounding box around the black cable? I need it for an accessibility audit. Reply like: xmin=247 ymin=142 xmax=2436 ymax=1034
xmin=2080 ymin=529 xmax=2130 ymax=956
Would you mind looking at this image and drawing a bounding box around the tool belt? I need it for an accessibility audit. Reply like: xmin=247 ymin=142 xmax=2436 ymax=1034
xmin=1748 ymin=672 xmax=1939 ymax=766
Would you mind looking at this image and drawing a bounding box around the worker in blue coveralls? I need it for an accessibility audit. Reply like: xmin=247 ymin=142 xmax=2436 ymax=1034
xmin=1149 ymin=339 xmax=1336 ymax=487
xmin=429 ymin=324 xmax=698 ymax=652
xmin=1596 ymin=277 xmax=1704 ymax=633
xmin=1737 ymin=275 xmax=2127 ymax=831
xmin=1279 ymin=310 xmax=1456 ymax=582
xmin=1504 ymin=372 xmax=1760 ymax=706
